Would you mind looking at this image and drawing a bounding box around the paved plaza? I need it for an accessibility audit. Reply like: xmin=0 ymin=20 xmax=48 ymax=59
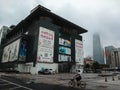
xmin=0 ymin=72 xmax=120 ymax=90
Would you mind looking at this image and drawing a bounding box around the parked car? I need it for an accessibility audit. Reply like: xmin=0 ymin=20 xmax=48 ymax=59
xmin=48 ymin=69 xmax=56 ymax=74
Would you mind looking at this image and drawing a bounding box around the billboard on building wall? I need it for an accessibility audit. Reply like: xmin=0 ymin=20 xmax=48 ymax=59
xmin=75 ymin=39 xmax=84 ymax=64
xmin=2 ymin=45 xmax=9 ymax=62
xmin=59 ymin=38 xmax=71 ymax=47
xmin=59 ymin=46 xmax=71 ymax=55
xmin=2 ymin=39 xmax=20 ymax=63
xmin=58 ymin=54 xmax=71 ymax=62
xmin=19 ymin=40 xmax=27 ymax=61
xmin=37 ymin=27 xmax=55 ymax=62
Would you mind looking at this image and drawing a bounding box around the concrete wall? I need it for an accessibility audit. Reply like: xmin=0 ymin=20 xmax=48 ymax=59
xmin=16 ymin=62 xmax=58 ymax=74
xmin=34 ymin=63 xmax=58 ymax=74
xmin=15 ymin=63 xmax=32 ymax=73
xmin=30 ymin=63 xmax=58 ymax=74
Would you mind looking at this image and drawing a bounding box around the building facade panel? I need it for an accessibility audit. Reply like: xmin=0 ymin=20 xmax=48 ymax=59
xmin=111 ymin=49 xmax=120 ymax=69
xmin=105 ymin=46 xmax=115 ymax=66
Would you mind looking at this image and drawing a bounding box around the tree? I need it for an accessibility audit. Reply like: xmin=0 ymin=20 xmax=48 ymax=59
xmin=84 ymin=64 xmax=90 ymax=73
xmin=92 ymin=61 xmax=100 ymax=73
xmin=85 ymin=64 xmax=90 ymax=69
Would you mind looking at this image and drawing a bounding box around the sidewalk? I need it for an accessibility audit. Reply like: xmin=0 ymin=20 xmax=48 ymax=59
xmin=92 ymin=76 xmax=120 ymax=85
xmin=83 ymin=73 xmax=120 ymax=90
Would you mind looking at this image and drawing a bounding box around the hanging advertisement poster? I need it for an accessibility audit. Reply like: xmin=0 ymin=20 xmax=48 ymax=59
xmin=75 ymin=39 xmax=84 ymax=64
xmin=2 ymin=39 xmax=20 ymax=63
xmin=37 ymin=27 xmax=55 ymax=62
xmin=59 ymin=38 xmax=71 ymax=47
xmin=19 ymin=40 xmax=27 ymax=61
xmin=2 ymin=45 xmax=9 ymax=63
xmin=59 ymin=46 xmax=71 ymax=55
xmin=59 ymin=38 xmax=63 ymax=45
xmin=58 ymin=54 xmax=71 ymax=62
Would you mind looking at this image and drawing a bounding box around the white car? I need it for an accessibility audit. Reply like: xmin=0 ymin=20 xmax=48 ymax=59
xmin=48 ymin=69 xmax=56 ymax=74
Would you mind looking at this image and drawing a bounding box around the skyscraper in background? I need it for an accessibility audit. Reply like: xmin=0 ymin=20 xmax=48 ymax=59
xmin=93 ymin=33 xmax=104 ymax=64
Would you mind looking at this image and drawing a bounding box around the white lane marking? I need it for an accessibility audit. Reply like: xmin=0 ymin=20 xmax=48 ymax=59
xmin=0 ymin=79 xmax=33 ymax=90
xmin=9 ymin=86 xmax=21 ymax=90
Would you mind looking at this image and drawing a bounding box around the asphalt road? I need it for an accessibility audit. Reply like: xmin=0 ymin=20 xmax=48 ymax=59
xmin=0 ymin=75 xmax=90 ymax=90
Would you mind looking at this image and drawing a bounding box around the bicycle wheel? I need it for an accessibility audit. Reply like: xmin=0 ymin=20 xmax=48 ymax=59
xmin=68 ymin=80 xmax=75 ymax=87
xmin=79 ymin=81 xmax=86 ymax=88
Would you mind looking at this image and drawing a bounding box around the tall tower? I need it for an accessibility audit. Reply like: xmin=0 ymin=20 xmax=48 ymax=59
xmin=93 ymin=33 xmax=104 ymax=64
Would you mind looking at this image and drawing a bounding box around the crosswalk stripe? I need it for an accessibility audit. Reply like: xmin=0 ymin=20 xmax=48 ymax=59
xmin=0 ymin=79 xmax=33 ymax=90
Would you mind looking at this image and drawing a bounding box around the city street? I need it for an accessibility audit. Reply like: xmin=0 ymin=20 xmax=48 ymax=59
xmin=0 ymin=77 xmax=33 ymax=90
xmin=0 ymin=75 xmax=85 ymax=90
xmin=0 ymin=72 xmax=120 ymax=90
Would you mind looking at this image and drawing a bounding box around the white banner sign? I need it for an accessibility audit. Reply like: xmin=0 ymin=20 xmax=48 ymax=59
xmin=37 ymin=27 xmax=55 ymax=62
xmin=59 ymin=54 xmax=71 ymax=62
xmin=75 ymin=39 xmax=84 ymax=64
xmin=2 ymin=39 xmax=20 ymax=63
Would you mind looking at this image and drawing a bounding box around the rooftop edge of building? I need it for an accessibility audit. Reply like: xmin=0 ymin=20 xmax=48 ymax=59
xmin=7 ymin=4 xmax=88 ymax=37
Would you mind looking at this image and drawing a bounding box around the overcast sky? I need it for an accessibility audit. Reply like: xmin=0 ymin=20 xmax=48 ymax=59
xmin=0 ymin=0 xmax=120 ymax=57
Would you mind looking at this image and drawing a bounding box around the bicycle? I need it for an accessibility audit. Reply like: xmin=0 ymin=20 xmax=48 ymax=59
xmin=68 ymin=79 xmax=86 ymax=88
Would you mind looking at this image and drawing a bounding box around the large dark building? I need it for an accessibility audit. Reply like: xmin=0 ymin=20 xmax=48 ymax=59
xmin=0 ymin=5 xmax=87 ymax=74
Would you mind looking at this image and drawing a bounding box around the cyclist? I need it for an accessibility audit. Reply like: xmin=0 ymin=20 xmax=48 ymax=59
xmin=68 ymin=70 xmax=86 ymax=88
xmin=73 ymin=70 xmax=82 ymax=85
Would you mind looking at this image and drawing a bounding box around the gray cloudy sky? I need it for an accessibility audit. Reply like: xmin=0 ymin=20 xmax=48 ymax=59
xmin=0 ymin=0 xmax=120 ymax=57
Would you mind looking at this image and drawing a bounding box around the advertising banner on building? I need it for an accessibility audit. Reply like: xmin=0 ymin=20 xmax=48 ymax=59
xmin=59 ymin=46 xmax=71 ymax=55
xmin=19 ymin=40 xmax=27 ymax=61
xmin=59 ymin=38 xmax=71 ymax=47
xmin=58 ymin=54 xmax=71 ymax=62
xmin=37 ymin=27 xmax=55 ymax=62
xmin=2 ymin=39 xmax=20 ymax=63
xmin=75 ymin=39 xmax=84 ymax=64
